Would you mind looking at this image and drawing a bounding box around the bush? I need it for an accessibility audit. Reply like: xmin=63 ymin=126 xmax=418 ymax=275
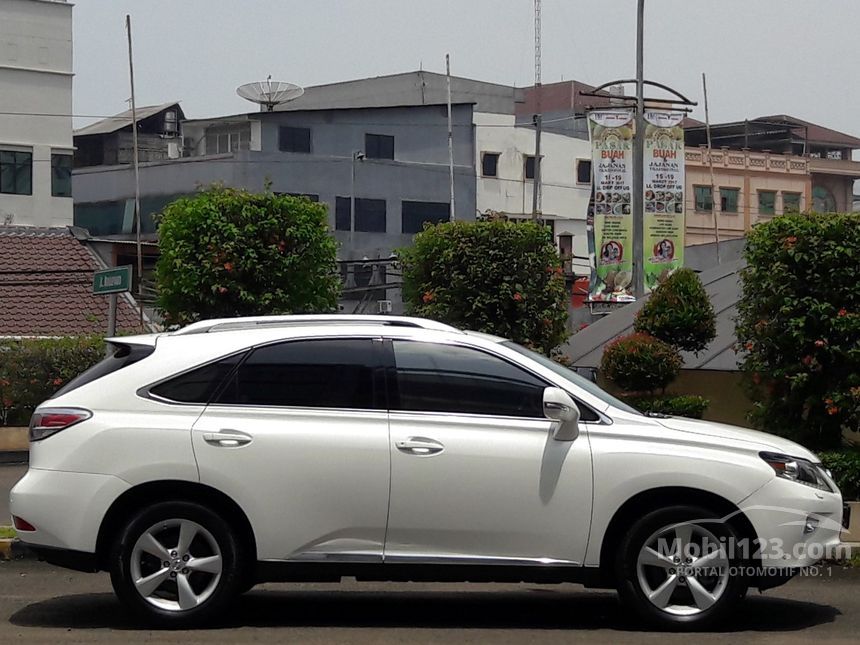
xmin=156 ymin=186 xmax=340 ymax=326
xmin=600 ymin=333 xmax=682 ymax=394
xmin=0 ymin=337 xmax=104 ymax=426
xmin=736 ymin=212 xmax=860 ymax=450
xmin=635 ymin=268 xmax=716 ymax=354
xmin=819 ymin=451 xmax=860 ymax=500
xmin=398 ymin=220 xmax=569 ymax=354
xmin=626 ymin=394 xmax=710 ymax=419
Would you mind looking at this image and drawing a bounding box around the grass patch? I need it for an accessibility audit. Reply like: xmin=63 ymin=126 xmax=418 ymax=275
xmin=0 ymin=527 xmax=15 ymax=539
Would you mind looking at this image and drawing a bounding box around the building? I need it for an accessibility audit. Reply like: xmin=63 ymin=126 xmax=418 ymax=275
xmin=0 ymin=0 xmax=73 ymax=228
xmin=684 ymin=116 xmax=860 ymax=245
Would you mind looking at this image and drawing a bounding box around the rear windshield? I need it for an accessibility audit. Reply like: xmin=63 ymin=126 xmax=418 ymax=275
xmin=51 ymin=342 xmax=155 ymax=398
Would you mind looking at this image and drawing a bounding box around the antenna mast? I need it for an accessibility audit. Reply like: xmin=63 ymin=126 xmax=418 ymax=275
xmin=531 ymin=0 xmax=542 ymax=219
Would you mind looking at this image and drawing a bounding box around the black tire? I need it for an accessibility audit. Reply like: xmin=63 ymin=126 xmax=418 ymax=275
xmin=109 ymin=500 xmax=246 ymax=628
xmin=615 ymin=505 xmax=747 ymax=630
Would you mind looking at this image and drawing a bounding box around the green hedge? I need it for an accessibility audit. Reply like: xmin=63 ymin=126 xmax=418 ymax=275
xmin=0 ymin=337 xmax=104 ymax=426
xmin=819 ymin=451 xmax=860 ymax=501
xmin=626 ymin=394 xmax=710 ymax=419
xmin=600 ymin=333 xmax=682 ymax=394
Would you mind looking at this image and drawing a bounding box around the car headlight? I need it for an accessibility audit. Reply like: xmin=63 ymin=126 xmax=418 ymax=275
xmin=759 ymin=452 xmax=834 ymax=492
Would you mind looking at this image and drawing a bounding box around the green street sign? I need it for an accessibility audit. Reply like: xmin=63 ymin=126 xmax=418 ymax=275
xmin=93 ymin=265 xmax=132 ymax=295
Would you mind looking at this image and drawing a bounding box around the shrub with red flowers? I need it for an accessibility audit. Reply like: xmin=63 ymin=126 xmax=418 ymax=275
xmin=600 ymin=333 xmax=682 ymax=394
xmin=0 ymin=336 xmax=104 ymax=426
xmin=397 ymin=219 xmax=569 ymax=354
xmin=737 ymin=212 xmax=860 ymax=450
xmin=156 ymin=185 xmax=340 ymax=326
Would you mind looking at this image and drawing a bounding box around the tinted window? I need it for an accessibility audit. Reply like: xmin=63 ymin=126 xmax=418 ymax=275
xmin=279 ymin=126 xmax=311 ymax=153
xmin=218 ymin=339 xmax=377 ymax=409
xmin=335 ymin=197 xmax=386 ymax=232
xmin=482 ymin=152 xmax=499 ymax=177
xmin=524 ymin=155 xmax=536 ymax=180
xmin=392 ymin=341 xmax=546 ymax=418
xmin=0 ymin=150 xmax=32 ymax=195
xmin=53 ymin=342 xmax=154 ymax=398
xmin=51 ymin=153 xmax=73 ymax=197
xmin=365 ymin=133 xmax=394 ymax=159
xmin=149 ymin=353 xmax=244 ymax=403
xmin=401 ymin=200 xmax=449 ymax=234
xmin=576 ymin=159 xmax=592 ymax=184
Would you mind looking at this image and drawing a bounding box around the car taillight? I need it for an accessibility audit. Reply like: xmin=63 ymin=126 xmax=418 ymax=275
xmin=29 ymin=408 xmax=92 ymax=442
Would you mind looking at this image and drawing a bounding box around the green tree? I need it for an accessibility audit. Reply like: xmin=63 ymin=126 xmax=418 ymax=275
xmin=736 ymin=212 xmax=860 ymax=450
xmin=397 ymin=219 xmax=569 ymax=354
xmin=635 ymin=268 xmax=716 ymax=354
xmin=600 ymin=333 xmax=682 ymax=394
xmin=156 ymin=186 xmax=340 ymax=325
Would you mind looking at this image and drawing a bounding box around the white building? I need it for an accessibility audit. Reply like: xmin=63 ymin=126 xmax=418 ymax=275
xmin=475 ymin=112 xmax=592 ymax=267
xmin=0 ymin=0 xmax=73 ymax=228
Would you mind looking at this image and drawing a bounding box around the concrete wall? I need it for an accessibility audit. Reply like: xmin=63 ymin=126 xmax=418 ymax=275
xmin=73 ymin=104 xmax=476 ymax=261
xmin=475 ymin=112 xmax=591 ymax=264
xmin=0 ymin=0 xmax=73 ymax=228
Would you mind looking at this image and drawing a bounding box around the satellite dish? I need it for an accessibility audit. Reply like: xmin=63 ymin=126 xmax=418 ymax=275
xmin=236 ymin=76 xmax=304 ymax=112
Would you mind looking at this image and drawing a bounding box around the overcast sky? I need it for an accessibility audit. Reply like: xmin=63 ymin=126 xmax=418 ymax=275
xmin=73 ymin=0 xmax=860 ymax=135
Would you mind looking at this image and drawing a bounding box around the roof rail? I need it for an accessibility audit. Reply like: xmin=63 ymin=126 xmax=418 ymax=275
xmin=172 ymin=314 xmax=462 ymax=335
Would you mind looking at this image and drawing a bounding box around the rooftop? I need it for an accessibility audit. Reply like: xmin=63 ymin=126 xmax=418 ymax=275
xmin=74 ymin=102 xmax=184 ymax=138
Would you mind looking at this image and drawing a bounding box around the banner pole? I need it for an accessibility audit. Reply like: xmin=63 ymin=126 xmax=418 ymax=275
xmin=632 ymin=0 xmax=646 ymax=299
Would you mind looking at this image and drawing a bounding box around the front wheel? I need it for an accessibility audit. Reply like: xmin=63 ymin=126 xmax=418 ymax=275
xmin=109 ymin=500 xmax=245 ymax=628
xmin=615 ymin=505 xmax=748 ymax=630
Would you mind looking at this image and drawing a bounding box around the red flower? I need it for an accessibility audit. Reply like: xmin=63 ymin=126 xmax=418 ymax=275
xmin=422 ymin=291 xmax=435 ymax=304
xmin=223 ymin=262 xmax=234 ymax=272
xmin=814 ymin=339 xmax=826 ymax=348
xmin=52 ymin=378 xmax=63 ymax=386
xmin=783 ymin=235 xmax=798 ymax=249
xmin=744 ymin=342 xmax=754 ymax=351
xmin=838 ymin=308 xmax=848 ymax=317
xmin=513 ymin=293 xmax=523 ymax=302
xmin=218 ymin=286 xmax=228 ymax=295
xmin=826 ymin=405 xmax=839 ymax=416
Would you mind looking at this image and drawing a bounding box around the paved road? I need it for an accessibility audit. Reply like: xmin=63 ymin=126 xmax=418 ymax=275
xmin=1 ymin=559 xmax=858 ymax=643
xmin=0 ymin=464 xmax=26 ymax=523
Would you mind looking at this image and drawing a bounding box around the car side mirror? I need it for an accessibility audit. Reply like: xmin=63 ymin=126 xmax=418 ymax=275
xmin=543 ymin=386 xmax=580 ymax=441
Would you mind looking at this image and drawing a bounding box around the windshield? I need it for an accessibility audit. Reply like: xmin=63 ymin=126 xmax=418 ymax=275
xmin=501 ymin=341 xmax=642 ymax=416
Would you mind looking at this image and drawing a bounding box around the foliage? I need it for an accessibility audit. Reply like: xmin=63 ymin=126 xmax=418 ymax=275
xmin=819 ymin=451 xmax=860 ymax=501
xmin=600 ymin=333 xmax=682 ymax=394
xmin=634 ymin=268 xmax=716 ymax=354
xmin=156 ymin=186 xmax=340 ymax=326
xmin=625 ymin=394 xmax=710 ymax=419
xmin=398 ymin=219 xmax=569 ymax=354
xmin=736 ymin=212 xmax=860 ymax=450
xmin=0 ymin=337 xmax=104 ymax=426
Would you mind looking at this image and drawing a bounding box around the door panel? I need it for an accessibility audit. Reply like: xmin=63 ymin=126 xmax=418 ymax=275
xmin=384 ymin=339 xmax=593 ymax=565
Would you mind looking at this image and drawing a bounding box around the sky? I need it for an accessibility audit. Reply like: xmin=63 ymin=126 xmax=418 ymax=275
xmin=72 ymin=0 xmax=860 ymax=136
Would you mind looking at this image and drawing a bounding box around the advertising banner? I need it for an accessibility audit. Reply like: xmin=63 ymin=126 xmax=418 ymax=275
xmin=643 ymin=110 xmax=686 ymax=291
xmin=587 ymin=109 xmax=635 ymax=302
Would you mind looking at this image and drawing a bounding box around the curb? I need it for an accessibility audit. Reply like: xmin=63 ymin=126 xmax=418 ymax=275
xmin=0 ymin=451 xmax=28 ymax=465
xmin=0 ymin=538 xmax=34 ymax=561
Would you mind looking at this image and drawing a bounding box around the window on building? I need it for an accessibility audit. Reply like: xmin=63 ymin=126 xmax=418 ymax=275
xmin=216 ymin=339 xmax=378 ymax=409
xmin=783 ymin=192 xmax=802 ymax=213
xmin=0 ymin=150 xmax=33 ymax=195
xmin=524 ymin=155 xmax=536 ymax=180
xmin=365 ymin=133 xmax=394 ymax=160
xmin=335 ymin=197 xmax=387 ymax=232
xmin=204 ymin=127 xmax=250 ymax=155
xmin=51 ymin=153 xmax=73 ymax=197
xmin=401 ymin=200 xmax=450 ymax=234
xmin=813 ymin=186 xmax=836 ymax=213
xmin=391 ymin=340 xmax=547 ymax=418
xmin=481 ymin=152 xmax=500 ymax=177
xmin=720 ymin=187 xmax=739 ymax=214
xmin=278 ymin=126 xmax=311 ymax=153
xmin=694 ymin=186 xmax=713 ymax=212
xmin=758 ymin=190 xmax=776 ymax=216
xmin=576 ymin=159 xmax=592 ymax=184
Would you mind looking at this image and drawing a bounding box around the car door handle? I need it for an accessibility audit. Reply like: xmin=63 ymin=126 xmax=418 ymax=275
xmin=395 ymin=437 xmax=444 ymax=456
xmin=202 ymin=430 xmax=253 ymax=447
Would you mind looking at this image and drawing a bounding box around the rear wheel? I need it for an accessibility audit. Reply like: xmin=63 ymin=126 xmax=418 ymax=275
xmin=109 ymin=501 xmax=245 ymax=628
xmin=615 ymin=505 xmax=747 ymax=630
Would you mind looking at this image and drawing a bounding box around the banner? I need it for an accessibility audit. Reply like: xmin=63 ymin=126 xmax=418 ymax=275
xmin=587 ymin=109 xmax=635 ymax=302
xmin=643 ymin=110 xmax=686 ymax=291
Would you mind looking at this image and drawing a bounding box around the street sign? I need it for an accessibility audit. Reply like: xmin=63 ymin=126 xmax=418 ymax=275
xmin=93 ymin=265 xmax=132 ymax=295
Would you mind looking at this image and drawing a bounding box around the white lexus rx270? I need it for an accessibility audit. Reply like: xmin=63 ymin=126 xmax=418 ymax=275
xmin=10 ymin=315 xmax=845 ymax=629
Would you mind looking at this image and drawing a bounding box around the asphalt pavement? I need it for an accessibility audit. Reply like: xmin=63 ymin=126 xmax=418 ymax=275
xmin=0 ymin=559 xmax=858 ymax=643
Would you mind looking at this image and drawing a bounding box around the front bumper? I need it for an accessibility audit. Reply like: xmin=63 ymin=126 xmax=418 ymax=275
xmin=739 ymin=475 xmax=843 ymax=572
xmin=9 ymin=467 xmax=130 ymax=554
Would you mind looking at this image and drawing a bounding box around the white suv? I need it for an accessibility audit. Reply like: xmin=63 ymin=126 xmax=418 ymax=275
xmin=10 ymin=315 xmax=844 ymax=629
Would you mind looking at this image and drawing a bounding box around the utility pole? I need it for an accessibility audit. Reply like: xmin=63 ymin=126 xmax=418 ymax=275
xmin=446 ymin=53 xmax=455 ymax=221
xmin=632 ymin=0 xmax=645 ymax=298
xmin=702 ymin=72 xmax=721 ymax=264
xmin=126 ymin=15 xmax=143 ymax=328
xmin=531 ymin=0 xmax=542 ymax=219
